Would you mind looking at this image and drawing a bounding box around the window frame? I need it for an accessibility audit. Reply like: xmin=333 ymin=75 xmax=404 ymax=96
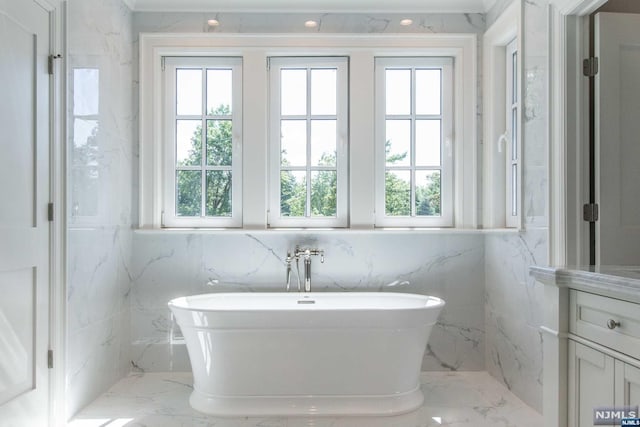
xmin=268 ymin=56 xmax=349 ymax=228
xmin=374 ymin=57 xmax=454 ymax=227
xmin=139 ymin=34 xmax=477 ymax=230
xmin=482 ymin=0 xmax=523 ymax=230
xmin=162 ymin=56 xmax=243 ymax=228
xmin=505 ymin=38 xmax=521 ymax=228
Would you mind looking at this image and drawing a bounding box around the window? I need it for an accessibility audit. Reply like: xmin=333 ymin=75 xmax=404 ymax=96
xmin=162 ymin=57 xmax=242 ymax=227
xmin=140 ymin=34 xmax=477 ymax=229
xmin=505 ymin=39 xmax=520 ymax=228
xmin=268 ymin=57 xmax=348 ymax=227
xmin=70 ymin=66 xmax=101 ymax=221
xmin=374 ymin=58 xmax=454 ymax=227
xmin=482 ymin=0 xmax=521 ymax=229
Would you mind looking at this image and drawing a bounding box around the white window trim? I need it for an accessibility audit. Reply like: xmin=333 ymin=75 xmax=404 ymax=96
xmin=139 ymin=33 xmax=477 ymax=230
xmin=504 ymin=39 xmax=521 ymax=228
xmin=162 ymin=56 xmax=242 ymax=227
xmin=482 ymin=0 xmax=523 ymax=229
xmin=374 ymin=57 xmax=454 ymax=227
xmin=268 ymin=56 xmax=348 ymax=228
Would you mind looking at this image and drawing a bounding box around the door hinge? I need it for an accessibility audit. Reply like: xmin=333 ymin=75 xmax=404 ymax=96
xmin=583 ymin=203 xmax=599 ymax=222
xmin=583 ymin=57 xmax=599 ymax=77
xmin=161 ymin=56 xmax=166 ymax=72
xmin=48 ymin=54 xmax=62 ymax=75
xmin=47 ymin=349 xmax=53 ymax=369
xmin=48 ymin=203 xmax=54 ymax=221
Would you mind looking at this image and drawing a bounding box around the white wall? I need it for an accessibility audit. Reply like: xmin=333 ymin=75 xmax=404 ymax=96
xmin=131 ymin=231 xmax=486 ymax=372
xmin=484 ymin=0 xmax=548 ymax=412
xmin=66 ymin=0 xmax=134 ymax=418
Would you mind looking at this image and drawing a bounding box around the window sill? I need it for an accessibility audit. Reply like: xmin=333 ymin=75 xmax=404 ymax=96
xmin=133 ymin=227 xmax=521 ymax=236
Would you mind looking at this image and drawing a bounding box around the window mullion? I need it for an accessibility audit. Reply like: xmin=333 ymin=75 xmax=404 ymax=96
xmin=306 ymin=67 xmax=312 ymax=218
xmin=410 ymin=67 xmax=417 ymax=218
xmin=200 ymin=67 xmax=207 ymax=217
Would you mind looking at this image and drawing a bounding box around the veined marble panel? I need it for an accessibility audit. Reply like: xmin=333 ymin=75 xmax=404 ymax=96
xmin=522 ymin=0 xmax=549 ymax=226
xmin=133 ymin=12 xmax=485 ymax=35
xmin=131 ymin=232 xmax=486 ymax=373
xmin=485 ymin=0 xmax=516 ymax=28
xmin=481 ymin=0 xmax=549 ymax=413
xmin=66 ymin=0 xmax=134 ymax=418
xmin=484 ymin=230 xmax=546 ymax=412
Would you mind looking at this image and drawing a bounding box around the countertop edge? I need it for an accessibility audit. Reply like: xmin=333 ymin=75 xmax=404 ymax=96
xmin=530 ymin=266 xmax=640 ymax=304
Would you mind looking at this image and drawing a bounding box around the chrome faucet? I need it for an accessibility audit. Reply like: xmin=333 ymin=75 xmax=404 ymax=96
xmin=285 ymin=252 xmax=293 ymax=291
xmin=292 ymin=246 xmax=324 ymax=292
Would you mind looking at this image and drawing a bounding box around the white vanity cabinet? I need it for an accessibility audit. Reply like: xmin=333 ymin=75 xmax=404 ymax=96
xmin=531 ymin=267 xmax=640 ymax=427
xmin=617 ymin=362 xmax=640 ymax=412
xmin=568 ymin=341 xmax=640 ymax=426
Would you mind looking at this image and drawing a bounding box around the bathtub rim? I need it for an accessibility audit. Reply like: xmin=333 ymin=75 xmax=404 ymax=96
xmin=168 ymin=291 xmax=445 ymax=313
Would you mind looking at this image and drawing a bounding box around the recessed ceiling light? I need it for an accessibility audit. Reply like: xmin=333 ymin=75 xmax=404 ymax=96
xmin=207 ymin=19 xmax=220 ymax=27
xmin=305 ymin=20 xmax=318 ymax=28
xmin=400 ymin=18 xmax=413 ymax=26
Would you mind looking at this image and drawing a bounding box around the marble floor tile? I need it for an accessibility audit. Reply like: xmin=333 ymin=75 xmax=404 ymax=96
xmin=68 ymin=371 xmax=541 ymax=427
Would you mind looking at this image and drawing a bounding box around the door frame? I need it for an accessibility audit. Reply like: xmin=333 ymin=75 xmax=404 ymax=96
xmin=33 ymin=0 xmax=67 ymax=425
xmin=548 ymin=0 xmax=607 ymax=268
xmin=545 ymin=1 xmax=606 ymax=426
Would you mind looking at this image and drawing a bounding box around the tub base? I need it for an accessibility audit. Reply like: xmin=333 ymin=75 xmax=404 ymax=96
xmin=189 ymin=387 xmax=424 ymax=417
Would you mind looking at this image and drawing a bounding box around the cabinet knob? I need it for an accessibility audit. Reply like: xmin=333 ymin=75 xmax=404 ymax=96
xmin=606 ymin=319 xmax=621 ymax=330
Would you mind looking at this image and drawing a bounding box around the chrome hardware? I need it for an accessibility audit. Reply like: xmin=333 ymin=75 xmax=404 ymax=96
xmin=285 ymin=252 xmax=292 ymax=291
xmin=289 ymin=246 xmax=324 ymax=292
xmin=606 ymin=319 xmax=621 ymax=330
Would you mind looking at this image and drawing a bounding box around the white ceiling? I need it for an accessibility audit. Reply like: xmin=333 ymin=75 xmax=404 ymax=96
xmin=126 ymin=0 xmax=494 ymax=14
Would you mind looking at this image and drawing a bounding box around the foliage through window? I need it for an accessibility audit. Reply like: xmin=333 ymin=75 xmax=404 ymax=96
xmin=71 ymin=67 xmax=100 ymax=219
xmin=163 ymin=57 xmax=242 ymax=227
xmin=375 ymin=57 xmax=454 ymax=227
xmin=269 ymin=57 xmax=348 ymax=227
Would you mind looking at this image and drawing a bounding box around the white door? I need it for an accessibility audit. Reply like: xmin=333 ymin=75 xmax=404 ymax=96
xmin=594 ymin=12 xmax=640 ymax=265
xmin=0 ymin=0 xmax=51 ymax=425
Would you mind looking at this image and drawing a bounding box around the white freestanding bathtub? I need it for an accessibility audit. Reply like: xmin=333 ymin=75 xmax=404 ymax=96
xmin=168 ymin=292 xmax=445 ymax=417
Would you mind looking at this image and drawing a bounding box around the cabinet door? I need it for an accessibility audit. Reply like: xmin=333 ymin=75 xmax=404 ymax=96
xmin=615 ymin=360 xmax=640 ymax=411
xmin=569 ymin=341 xmax=615 ymax=427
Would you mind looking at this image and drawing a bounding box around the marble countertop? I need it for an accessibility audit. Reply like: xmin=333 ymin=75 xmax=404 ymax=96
xmin=530 ymin=265 xmax=640 ymax=303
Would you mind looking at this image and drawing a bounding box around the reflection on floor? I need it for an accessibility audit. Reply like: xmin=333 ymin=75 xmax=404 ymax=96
xmin=69 ymin=371 xmax=542 ymax=427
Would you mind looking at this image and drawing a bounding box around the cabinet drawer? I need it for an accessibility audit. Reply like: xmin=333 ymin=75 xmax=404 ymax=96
xmin=570 ymin=290 xmax=640 ymax=359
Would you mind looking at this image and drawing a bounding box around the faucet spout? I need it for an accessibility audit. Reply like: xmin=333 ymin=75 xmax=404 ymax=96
xmin=285 ymin=252 xmax=292 ymax=291
xmin=304 ymin=256 xmax=311 ymax=292
xmin=291 ymin=246 xmax=324 ymax=292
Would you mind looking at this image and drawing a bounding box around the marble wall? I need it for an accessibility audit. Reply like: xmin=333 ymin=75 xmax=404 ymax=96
xmin=484 ymin=0 xmax=548 ymax=413
xmin=132 ymin=12 xmax=485 ymax=34
xmin=129 ymin=10 xmax=489 ymax=374
xmin=66 ymin=0 xmax=134 ymax=418
xmin=130 ymin=231 xmax=486 ymax=373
